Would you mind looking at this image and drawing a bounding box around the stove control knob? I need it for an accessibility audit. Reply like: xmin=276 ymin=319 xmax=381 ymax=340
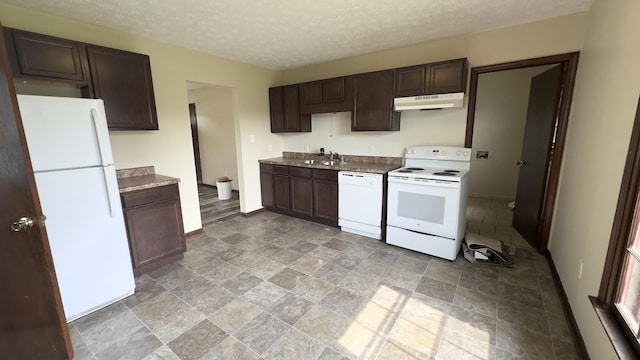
xmin=463 ymin=150 xmax=470 ymax=156
xmin=456 ymin=150 xmax=462 ymax=156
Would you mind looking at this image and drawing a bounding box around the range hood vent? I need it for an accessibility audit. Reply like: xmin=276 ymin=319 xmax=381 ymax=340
xmin=394 ymin=92 xmax=464 ymax=111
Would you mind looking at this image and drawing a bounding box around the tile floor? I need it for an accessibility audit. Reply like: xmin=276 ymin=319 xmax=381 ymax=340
xmin=69 ymin=197 xmax=582 ymax=359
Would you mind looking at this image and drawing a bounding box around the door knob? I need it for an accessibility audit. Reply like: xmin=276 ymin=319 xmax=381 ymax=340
xmin=516 ymin=161 xmax=527 ymax=166
xmin=11 ymin=215 xmax=46 ymax=232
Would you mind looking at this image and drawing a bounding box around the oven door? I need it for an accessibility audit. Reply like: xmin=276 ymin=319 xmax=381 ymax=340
xmin=387 ymin=176 xmax=461 ymax=239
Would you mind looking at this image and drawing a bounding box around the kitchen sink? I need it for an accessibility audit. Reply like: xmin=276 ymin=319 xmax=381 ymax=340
xmin=322 ymin=160 xmax=343 ymax=166
xmin=303 ymin=159 xmax=319 ymax=164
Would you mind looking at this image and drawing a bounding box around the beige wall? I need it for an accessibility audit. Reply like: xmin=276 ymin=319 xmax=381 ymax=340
xmin=277 ymin=13 xmax=588 ymax=85
xmin=187 ymin=84 xmax=240 ymax=189
xmin=548 ymin=0 xmax=640 ymax=358
xmin=279 ymin=13 xmax=588 ymax=162
xmin=0 ymin=3 xmax=280 ymax=232
xmin=470 ymin=66 xmax=550 ymax=200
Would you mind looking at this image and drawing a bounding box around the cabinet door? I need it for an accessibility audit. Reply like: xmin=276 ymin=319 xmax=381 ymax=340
xmin=260 ymin=171 xmax=275 ymax=208
xmin=322 ymin=77 xmax=347 ymax=103
xmin=86 ymin=45 xmax=158 ymax=130
xmin=274 ymin=174 xmax=290 ymax=211
xmin=313 ymin=169 xmax=338 ymax=226
xmin=282 ymin=84 xmax=310 ymax=132
xmin=299 ymin=77 xmax=353 ymax=114
xmin=269 ymin=85 xmax=311 ymax=132
xmin=121 ymin=185 xmax=185 ymax=275
xmin=269 ymin=87 xmax=286 ymax=132
xmin=290 ymin=176 xmax=313 ymax=217
xmin=352 ymin=70 xmax=400 ymax=131
xmin=299 ymin=80 xmax=323 ymax=111
xmin=394 ymin=65 xmax=426 ymax=97
xmin=125 ymin=200 xmax=185 ymax=271
xmin=4 ymin=28 xmax=88 ymax=83
xmin=313 ymin=180 xmax=338 ymax=224
xmin=426 ymin=59 xmax=468 ymax=94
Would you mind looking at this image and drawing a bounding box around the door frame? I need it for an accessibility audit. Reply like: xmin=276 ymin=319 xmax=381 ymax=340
xmin=464 ymin=52 xmax=580 ymax=253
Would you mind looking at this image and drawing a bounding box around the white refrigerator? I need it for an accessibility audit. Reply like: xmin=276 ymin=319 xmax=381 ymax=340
xmin=17 ymin=94 xmax=135 ymax=322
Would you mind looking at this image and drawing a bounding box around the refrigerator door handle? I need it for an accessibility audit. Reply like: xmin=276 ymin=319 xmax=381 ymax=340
xmin=103 ymin=167 xmax=118 ymax=218
xmin=91 ymin=108 xmax=112 ymax=166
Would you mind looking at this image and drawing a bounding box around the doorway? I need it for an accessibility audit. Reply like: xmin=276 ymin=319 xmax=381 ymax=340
xmin=186 ymin=81 xmax=239 ymax=188
xmin=185 ymin=81 xmax=242 ymax=224
xmin=465 ymin=53 xmax=580 ymax=253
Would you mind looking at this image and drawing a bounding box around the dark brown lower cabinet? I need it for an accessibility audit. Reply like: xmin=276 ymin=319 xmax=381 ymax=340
xmin=312 ymin=169 xmax=338 ymax=225
xmin=261 ymin=163 xmax=290 ymax=213
xmin=290 ymin=167 xmax=313 ymax=217
xmin=121 ymin=184 xmax=186 ymax=275
xmin=260 ymin=163 xmax=338 ymax=227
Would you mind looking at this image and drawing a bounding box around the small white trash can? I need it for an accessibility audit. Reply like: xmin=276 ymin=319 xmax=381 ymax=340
xmin=216 ymin=178 xmax=232 ymax=200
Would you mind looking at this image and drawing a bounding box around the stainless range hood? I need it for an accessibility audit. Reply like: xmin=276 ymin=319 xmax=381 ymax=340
xmin=394 ymin=92 xmax=464 ymax=111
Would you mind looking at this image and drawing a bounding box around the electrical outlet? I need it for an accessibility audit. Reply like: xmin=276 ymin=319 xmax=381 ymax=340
xmin=578 ymin=259 xmax=584 ymax=279
xmin=249 ymin=134 xmax=255 ymax=143
xmin=268 ymin=144 xmax=273 ymax=152
xmin=368 ymin=145 xmax=374 ymax=155
xmin=305 ymin=144 xmax=310 ymax=152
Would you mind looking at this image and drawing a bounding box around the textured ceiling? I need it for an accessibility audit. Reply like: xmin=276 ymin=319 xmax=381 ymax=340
xmin=0 ymin=0 xmax=592 ymax=70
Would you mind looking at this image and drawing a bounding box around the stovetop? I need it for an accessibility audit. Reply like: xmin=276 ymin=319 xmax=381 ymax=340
xmin=388 ymin=166 xmax=469 ymax=181
xmin=388 ymin=146 xmax=471 ymax=182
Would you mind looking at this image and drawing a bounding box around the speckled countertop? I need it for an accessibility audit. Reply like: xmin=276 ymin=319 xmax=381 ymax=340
xmin=116 ymin=166 xmax=180 ymax=193
xmin=259 ymin=152 xmax=402 ymax=174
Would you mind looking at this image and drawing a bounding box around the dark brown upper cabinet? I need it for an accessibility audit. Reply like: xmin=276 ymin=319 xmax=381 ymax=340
xmin=86 ymin=46 xmax=158 ymax=130
xmin=352 ymin=70 xmax=400 ymax=131
xmin=269 ymin=85 xmax=311 ymax=133
xmin=4 ymin=28 xmax=89 ymax=84
xmin=3 ymin=27 xmax=159 ymax=131
xmin=394 ymin=58 xmax=468 ymax=97
xmin=299 ymin=76 xmax=353 ymax=114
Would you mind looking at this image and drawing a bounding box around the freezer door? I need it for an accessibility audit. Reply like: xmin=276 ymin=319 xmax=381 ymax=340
xmin=17 ymin=95 xmax=113 ymax=171
xmin=35 ymin=165 xmax=135 ymax=321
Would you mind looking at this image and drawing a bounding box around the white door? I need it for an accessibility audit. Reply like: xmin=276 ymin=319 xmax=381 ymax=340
xmin=18 ymin=95 xmax=112 ymax=171
xmin=387 ymin=177 xmax=461 ymax=239
xmin=35 ymin=166 xmax=134 ymax=321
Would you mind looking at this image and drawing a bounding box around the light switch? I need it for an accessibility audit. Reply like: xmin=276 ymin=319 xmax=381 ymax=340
xmin=249 ymin=134 xmax=255 ymax=143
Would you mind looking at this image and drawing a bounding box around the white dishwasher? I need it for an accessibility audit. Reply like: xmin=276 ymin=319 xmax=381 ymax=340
xmin=338 ymin=171 xmax=383 ymax=240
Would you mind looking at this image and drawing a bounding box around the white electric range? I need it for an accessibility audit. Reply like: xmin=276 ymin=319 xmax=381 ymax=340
xmin=386 ymin=145 xmax=471 ymax=260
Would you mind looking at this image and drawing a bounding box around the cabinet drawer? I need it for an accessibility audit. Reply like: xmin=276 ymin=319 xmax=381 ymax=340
xmin=121 ymin=184 xmax=179 ymax=209
xmin=313 ymin=169 xmax=337 ymax=181
xmin=290 ymin=166 xmax=312 ymax=178
xmin=260 ymin=163 xmax=274 ymax=173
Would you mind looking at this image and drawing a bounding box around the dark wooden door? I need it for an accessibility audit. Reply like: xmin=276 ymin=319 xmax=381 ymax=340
xmin=260 ymin=170 xmax=275 ymax=208
xmin=269 ymin=87 xmax=285 ymax=132
xmin=0 ymin=25 xmax=72 ymax=359
xmin=86 ymin=45 xmax=158 ymax=130
xmin=394 ymin=65 xmax=426 ymax=97
xmin=188 ymin=103 xmax=203 ymax=184
xmin=352 ymin=70 xmax=400 ymax=131
xmin=513 ymin=65 xmax=563 ymax=247
xmin=4 ymin=27 xmax=88 ymax=83
xmin=426 ymin=59 xmax=468 ymax=94
xmin=290 ymin=176 xmax=313 ymax=217
xmin=274 ymin=174 xmax=290 ymax=211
